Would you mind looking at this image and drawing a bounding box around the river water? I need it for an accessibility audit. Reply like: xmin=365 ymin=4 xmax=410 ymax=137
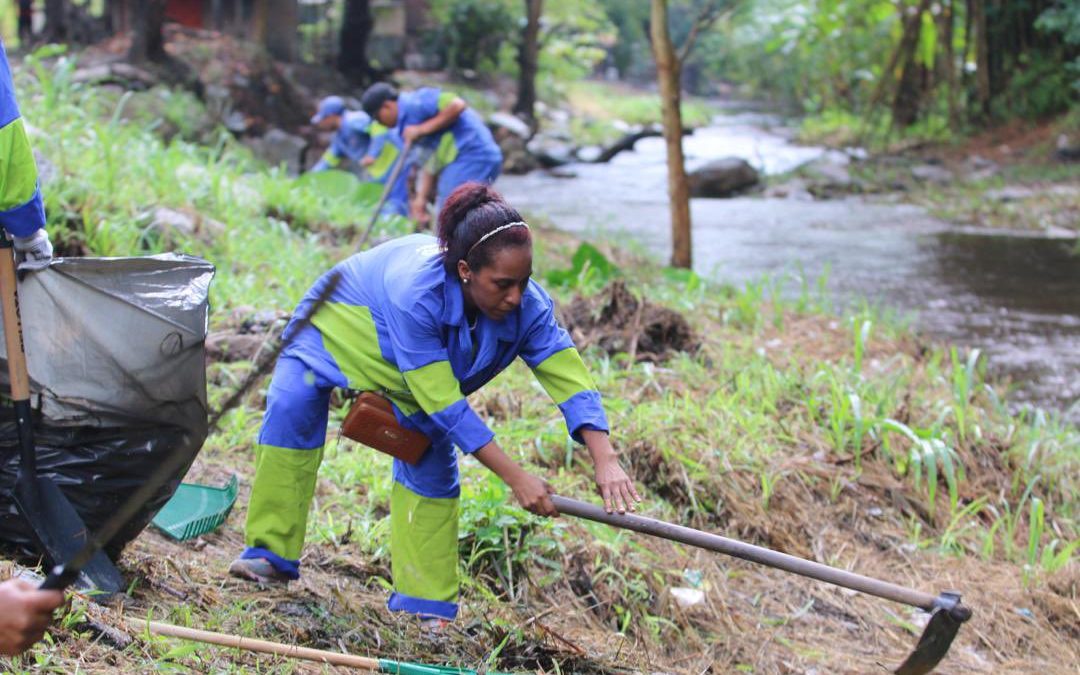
xmin=499 ymin=114 xmax=1080 ymax=423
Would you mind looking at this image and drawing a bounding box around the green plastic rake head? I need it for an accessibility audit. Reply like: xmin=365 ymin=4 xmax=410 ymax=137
xmin=151 ymin=475 xmax=239 ymax=541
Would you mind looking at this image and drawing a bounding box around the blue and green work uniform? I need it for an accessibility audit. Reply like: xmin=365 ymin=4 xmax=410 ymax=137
xmin=313 ymin=111 xmax=408 ymax=216
xmin=0 ymin=40 xmax=46 ymax=237
xmin=394 ymin=88 xmax=503 ymax=207
xmin=241 ymin=234 xmax=608 ymax=620
xmin=362 ymin=121 xmax=408 ymax=216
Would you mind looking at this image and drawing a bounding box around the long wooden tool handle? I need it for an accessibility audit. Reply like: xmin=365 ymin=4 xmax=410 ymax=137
xmin=551 ymin=495 xmax=939 ymax=611
xmin=0 ymin=237 xmax=30 ymax=400
xmin=145 ymin=621 xmax=381 ymax=670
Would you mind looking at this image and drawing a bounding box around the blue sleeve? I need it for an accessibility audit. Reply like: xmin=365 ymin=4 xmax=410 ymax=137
xmin=0 ymin=42 xmax=45 ymax=237
xmin=413 ymin=88 xmax=443 ymax=122
xmin=382 ymin=293 xmax=495 ymax=453
xmin=519 ymin=283 xmax=609 ymax=442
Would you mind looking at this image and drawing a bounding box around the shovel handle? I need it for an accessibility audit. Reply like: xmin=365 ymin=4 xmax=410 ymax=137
xmin=551 ymin=495 xmax=942 ymax=612
xmin=0 ymin=235 xmax=30 ymax=401
xmin=0 ymin=235 xmax=38 ymax=473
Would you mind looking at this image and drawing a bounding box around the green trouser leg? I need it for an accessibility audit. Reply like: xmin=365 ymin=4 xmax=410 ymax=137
xmin=244 ymin=443 xmax=325 ymax=560
xmin=387 ymin=481 xmax=460 ymax=619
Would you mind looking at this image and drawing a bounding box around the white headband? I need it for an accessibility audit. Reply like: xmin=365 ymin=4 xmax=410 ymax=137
xmin=465 ymin=221 xmax=530 ymax=258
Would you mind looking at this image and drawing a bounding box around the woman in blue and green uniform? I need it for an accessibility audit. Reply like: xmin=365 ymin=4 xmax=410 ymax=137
xmin=361 ymin=83 xmax=503 ymax=227
xmin=310 ymin=95 xmax=408 ymax=217
xmin=230 ymin=182 xmax=640 ymax=626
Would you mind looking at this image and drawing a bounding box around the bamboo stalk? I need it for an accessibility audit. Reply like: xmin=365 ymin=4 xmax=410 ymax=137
xmin=144 ymin=620 xmax=381 ymax=671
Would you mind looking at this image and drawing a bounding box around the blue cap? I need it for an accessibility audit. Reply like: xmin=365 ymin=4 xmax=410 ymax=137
xmin=311 ymin=95 xmax=346 ymax=124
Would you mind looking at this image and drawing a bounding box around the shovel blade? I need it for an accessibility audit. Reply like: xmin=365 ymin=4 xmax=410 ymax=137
xmin=894 ymin=605 xmax=969 ymax=675
xmin=13 ymin=472 xmax=124 ymax=596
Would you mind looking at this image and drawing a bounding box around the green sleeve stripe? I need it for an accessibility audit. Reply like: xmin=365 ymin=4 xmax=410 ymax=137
xmin=0 ymin=119 xmax=40 ymax=211
xmin=437 ymin=91 xmax=457 ymax=110
xmin=322 ymin=150 xmax=341 ymax=166
xmin=369 ymin=142 xmax=398 ymax=179
xmin=403 ymin=360 xmax=463 ymax=414
xmin=531 ymin=347 xmax=596 ymax=405
xmin=428 ymin=132 xmax=458 ymax=173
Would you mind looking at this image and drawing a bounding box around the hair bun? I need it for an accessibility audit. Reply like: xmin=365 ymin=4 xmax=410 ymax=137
xmin=436 ymin=182 xmax=528 ymax=274
xmin=437 ymin=182 xmax=497 ymax=241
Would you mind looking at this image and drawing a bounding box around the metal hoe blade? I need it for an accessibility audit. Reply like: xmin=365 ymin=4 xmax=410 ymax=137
xmin=894 ymin=592 xmax=972 ymax=675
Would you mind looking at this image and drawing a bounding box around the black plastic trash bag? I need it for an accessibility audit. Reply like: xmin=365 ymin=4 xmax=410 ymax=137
xmin=0 ymin=254 xmax=213 ymax=557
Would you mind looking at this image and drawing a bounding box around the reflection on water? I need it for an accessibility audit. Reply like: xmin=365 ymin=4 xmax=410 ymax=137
xmin=499 ymin=118 xmax=1080 ymax=421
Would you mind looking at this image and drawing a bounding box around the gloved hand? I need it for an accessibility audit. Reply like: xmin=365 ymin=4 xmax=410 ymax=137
xmin=12 ymin=229 xmax=53 ymax=271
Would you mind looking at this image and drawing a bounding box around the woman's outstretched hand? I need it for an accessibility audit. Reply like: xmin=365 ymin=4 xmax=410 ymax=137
xmin=594 ymin=455 xmax=642 ymax=514
xmin=581 ymin=429 xmax=642 ymax=514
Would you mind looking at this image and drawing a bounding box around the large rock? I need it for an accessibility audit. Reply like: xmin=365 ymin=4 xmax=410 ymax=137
xmin=763 ymin=178 xmax=814 ymax=201
xmin=488 ymin=113 xmax=537 ymax=174
xmin=910 ymin=163 xmax=953 ymax=184
xmin=146 ymin=206 xmax=225 ymax=247
xmin=488 ymin=112 xmax=532 ymax=140
xmin=797 ymin=156 xmax=870 ymax=198
xmin=244 ymin=128 xmax=308 ymax=175
xmin=1056 ymin=133 xmax=1080 ymax=162
xmin=498 ymin=134 xmax=539 ymax=175
xmin=72 ymin=62 xmax=158 ymax=90
xmin=688 ymin=157 xmax=760 ymax=198
xmin=527 ymin=134 xmax=576 ymax=168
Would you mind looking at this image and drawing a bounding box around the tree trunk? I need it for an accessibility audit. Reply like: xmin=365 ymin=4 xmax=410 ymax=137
xmin=44 ymin=0 xmax=66 ymax=42
xmin=972 ymin=0 xmax=991 ymax=119
xmin=513 ymin=0 xmax=543 ymax=126
xmin=107 ymin=0 xmax=131 ymax=35
xmin=252 ymin=0 xmax=298 ymax=62
xmin=942 ymin=0 xmax=958 ymax=128
xmin=128 ymin=0 xmax=167 ymax=63
xmin=337 ymin=0 xmax=374 ymax=84
xmin=891 ymin=0 xmax=932 ymax=128
xmin=650 ymin=0 xmax=692 ymax=270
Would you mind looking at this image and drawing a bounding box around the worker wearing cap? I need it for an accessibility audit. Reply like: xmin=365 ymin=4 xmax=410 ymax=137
xmin=361 ymin=83 xmax=502 ymax=226
xmin=1 ymin=39 xmax=53 ymax=269
xmin=310 ymin=95 xmax=408 ymax=216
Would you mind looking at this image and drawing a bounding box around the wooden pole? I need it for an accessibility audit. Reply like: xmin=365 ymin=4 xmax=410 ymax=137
xmin=145 ymin=621 xmax=382 ymax=670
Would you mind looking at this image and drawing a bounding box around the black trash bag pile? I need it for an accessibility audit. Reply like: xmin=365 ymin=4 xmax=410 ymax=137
xmin=0 ymin=254 xmax=213 ymax=559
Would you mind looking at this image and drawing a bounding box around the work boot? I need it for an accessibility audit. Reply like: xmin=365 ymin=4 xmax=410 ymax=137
xmin=228 ymin=556 xmax=292 ymax=584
